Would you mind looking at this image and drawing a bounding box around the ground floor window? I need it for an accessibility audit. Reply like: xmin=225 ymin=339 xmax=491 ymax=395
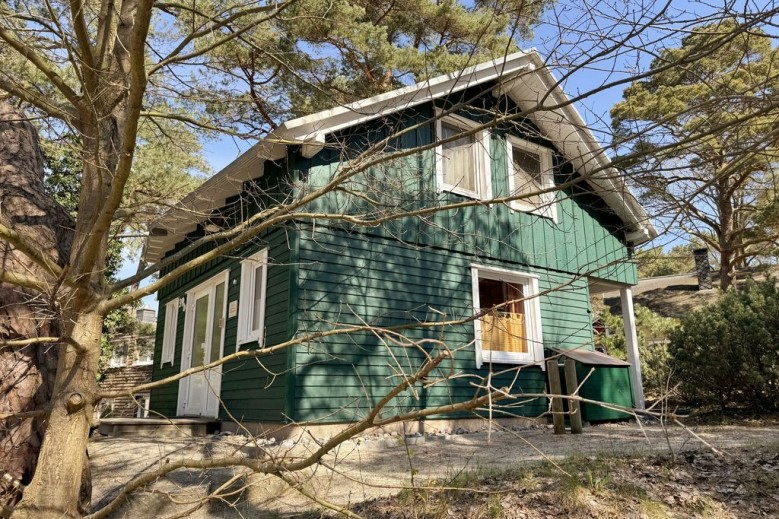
xmin=471 ymin=264 xmax=544 ymax=367
xmin=238 ymin=248 xmax=268 ymax=345
xmin=134 ymin=392 xmax=150 ymax=418
xmin=97 ymin=398 xmax=115 ymax=418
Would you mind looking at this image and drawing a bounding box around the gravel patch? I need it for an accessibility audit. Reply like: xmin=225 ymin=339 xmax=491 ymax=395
xmin=89 ymin=421 xmax=779 ymax=518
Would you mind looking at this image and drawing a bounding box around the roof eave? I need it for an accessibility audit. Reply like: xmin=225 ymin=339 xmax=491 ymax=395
xmin=143 ymin=50 xmax=656 ymax=264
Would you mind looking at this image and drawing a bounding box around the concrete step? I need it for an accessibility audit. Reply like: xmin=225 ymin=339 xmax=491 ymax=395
xmin=98 ymin=417 xmax=220 ymax=438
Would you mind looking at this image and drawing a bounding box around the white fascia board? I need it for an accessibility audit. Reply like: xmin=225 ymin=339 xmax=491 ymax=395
xmin=144 ymin=49 xmax=656 ymax=263
xmin=144 ymin=139 xmax=282 ymax=263
xmin=144 ymin=51 xmax=538 ymax=263
xmin=280 ymin=50 xmax=535 ymax=139
xmin=506 ymin=56 xmax=656 ymax=244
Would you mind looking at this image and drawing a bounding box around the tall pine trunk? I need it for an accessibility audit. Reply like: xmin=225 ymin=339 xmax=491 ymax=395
xmin=718 ymin=185 xmax=737 ymax=291
xmin=13 ymin=310 xmax=103 ymax=519
xmin=0 ymin=102 xmax=74 ymax=509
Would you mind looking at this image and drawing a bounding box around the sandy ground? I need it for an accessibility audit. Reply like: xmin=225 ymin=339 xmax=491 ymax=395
xmin=89 ymin=421 xmax=779 ymax=518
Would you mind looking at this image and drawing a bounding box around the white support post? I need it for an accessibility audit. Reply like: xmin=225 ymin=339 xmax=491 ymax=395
xmin=620 ymin=286 xmax=645 ymax=410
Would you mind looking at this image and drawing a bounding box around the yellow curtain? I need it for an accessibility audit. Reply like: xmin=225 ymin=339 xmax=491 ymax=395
xmin=481 ymin=312 xmax=527 ymax=353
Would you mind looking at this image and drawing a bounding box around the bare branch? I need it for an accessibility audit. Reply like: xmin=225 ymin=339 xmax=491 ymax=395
xmin=0 ymin=337 xmax=61 ymax=350
xmin=0 ymin=269 xmax=51 ymax=293
xmin=0 ymin=222 xmax=64 ymax=278
xmin=0 ymin=26 xmax=82 ymax=109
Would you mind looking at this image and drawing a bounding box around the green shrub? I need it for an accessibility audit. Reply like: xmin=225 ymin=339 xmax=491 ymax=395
xmin=593 ymin=301 xmax=678 ymax=398
xmin=669 ymin=279 xmax=779 ymax=411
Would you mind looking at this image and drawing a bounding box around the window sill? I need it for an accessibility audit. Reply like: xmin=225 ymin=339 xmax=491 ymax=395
xmin=439 ymin=184 xmax=483 ymax=200
xmin=480 ymin=352 xmax=539 ymax=365
xmin=237 ymin=337 xmax=263 ymax=349
xmin=509 ymin=202 xmax=558 ymax=223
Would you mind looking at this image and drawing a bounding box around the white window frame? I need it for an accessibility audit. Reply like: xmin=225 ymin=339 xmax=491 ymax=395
xmin=435 ymin=111 xmax=492 ymax=200
xmin=109 ymin=343 xmax=127 ymax=368
xmin=470 ymin=264 xmax=545 ymax=368
xmin=237 ymin=248 xmax=269 ymax=346
xmin=160 ymin=299 xmax=178 ymax=367
xmin=134 ymin=392 xmax=151 ymax=418
xmin=134 ymin=348 xmax=153 ymax=366
xmin=506 ymin=135 xmax=557 ymax=222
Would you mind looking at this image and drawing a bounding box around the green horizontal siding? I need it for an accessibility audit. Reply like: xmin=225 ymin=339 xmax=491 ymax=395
xmin=151 ymin=86 xmax=638 ymax=425
xmin=150 ymin=225 xmax=293 ymax=422
xmin=292 ymin=226 xmax=593 ymax=423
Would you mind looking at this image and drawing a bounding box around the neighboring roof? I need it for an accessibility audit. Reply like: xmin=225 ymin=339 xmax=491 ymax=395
xmin=144 ymin=50 xmax=657 ymax=264
xmin=601 ymin=268 xmax=779 ymax=318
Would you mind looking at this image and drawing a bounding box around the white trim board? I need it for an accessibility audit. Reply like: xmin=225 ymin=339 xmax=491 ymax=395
xmin=144 ymin=51 xmax=656 ymax=263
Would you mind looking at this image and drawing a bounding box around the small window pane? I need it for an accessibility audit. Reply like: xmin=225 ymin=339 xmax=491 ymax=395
xmin=478 ymin=278 xmax=505 ymax=309
xmin=192 ymin=293 xmax=210 ymax=366
xmin=511 ymin=147 xmax=543 ymax=207
xmin=441 ymin=122 xmax=477 ymax=192
xmin=209 ymin=282 xmax=225 ymax=363
xmin=479 ymin=278 xmax=528 ymax=354
xmin=251 ymin=265 xmax=264 ymax=331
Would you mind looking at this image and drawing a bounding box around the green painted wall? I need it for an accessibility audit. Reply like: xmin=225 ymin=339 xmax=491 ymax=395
xmin=150 ymin=86 xmax=638 ymax=423
xmin=296 ymin=89 xmax=636 ymax=286
xmin=149 ymin=159 xmax=295 ymax=421
xmin=292 ymin=226 xmax=594 ymax=422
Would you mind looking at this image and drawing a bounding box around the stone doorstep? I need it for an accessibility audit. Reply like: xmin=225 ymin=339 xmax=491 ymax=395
xmin=97 ymin=417 xmax=220 ymax=438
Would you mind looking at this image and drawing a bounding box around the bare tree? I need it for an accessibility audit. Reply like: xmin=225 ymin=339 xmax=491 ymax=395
xmin=611 ymin=20 xmax=779 ymax=289
xmin=1 ymin=0 xmax=779 ymax=517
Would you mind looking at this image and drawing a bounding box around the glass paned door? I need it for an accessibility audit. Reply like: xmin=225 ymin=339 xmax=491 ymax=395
xmin=180 ymin=276 xmax=227 ymax=417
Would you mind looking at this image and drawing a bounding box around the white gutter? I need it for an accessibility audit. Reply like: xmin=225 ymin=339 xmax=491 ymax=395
xmin=523 ymin=54 xmax=656 ymax=244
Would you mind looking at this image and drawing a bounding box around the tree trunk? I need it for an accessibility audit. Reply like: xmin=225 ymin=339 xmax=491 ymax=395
xmin=717 ymin=184 xmax=737 ymax=291
xmin=13 ymin=310 xmax=102 ymax=519
xmin=0 ymin=102 xmax=73 ymax=509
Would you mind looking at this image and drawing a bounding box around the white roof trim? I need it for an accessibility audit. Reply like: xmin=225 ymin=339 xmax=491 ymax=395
xmin=144 ymin=50 xmax=655 ymax=263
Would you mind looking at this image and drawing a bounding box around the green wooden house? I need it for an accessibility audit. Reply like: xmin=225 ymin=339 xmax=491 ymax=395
xmin=143 ymin=51 xmax=656 ymax=430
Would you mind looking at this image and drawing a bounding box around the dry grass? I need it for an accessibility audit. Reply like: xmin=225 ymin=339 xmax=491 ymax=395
xmin=334 ymin=446 xmax=779 ymax=519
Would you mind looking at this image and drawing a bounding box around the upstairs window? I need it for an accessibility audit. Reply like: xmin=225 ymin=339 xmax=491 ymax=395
xmin=506 ymin=136 xmax=556 ymax=221
xmin=238 ymin=248 xmax=268 ymax=345
xmin=435 ymin=113 xmax=491 ymax=199
xmin=109 ymin=343 xmax=128 ymax=368
xmin=471 ymin=265 xmax=544 ymax=367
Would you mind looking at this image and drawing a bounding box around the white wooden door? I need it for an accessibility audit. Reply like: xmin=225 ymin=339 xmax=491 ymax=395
xmin=178 ymin=274 xmax=227 ymax=417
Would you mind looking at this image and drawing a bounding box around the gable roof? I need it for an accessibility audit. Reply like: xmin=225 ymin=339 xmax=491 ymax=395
xmin=143 ymin=50 xmax=657 ymax=264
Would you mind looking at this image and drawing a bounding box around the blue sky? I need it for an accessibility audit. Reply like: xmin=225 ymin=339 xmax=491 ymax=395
xmin=123 ymin=0 xmax=753 ymax=309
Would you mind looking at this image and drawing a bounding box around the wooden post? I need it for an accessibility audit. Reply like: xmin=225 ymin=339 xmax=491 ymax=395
xmin=546 ymin=359 xmax=565 ymax=434
xmin=620 ymin=286 xmax=645 ymax=410
xmin=564 ymin=359 xmax=583 ymax=434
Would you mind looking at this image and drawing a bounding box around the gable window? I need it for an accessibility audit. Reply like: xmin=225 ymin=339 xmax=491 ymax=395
xmin=471 ymin=265 xmax=544 ymax=367
xmin=506 ymin=136 xmax=556 ymax=221
xmin=237 ymin=248 xmax=268 ymax=345
xmin=435 ymin=113 xmax=492 ymax=199
xmin=160 ymin=299 xmax=178 ymax=367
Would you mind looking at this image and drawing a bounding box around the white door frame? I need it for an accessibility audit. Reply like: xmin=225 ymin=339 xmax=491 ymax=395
xmin=176 ymin=271 xmax=229 ymax=417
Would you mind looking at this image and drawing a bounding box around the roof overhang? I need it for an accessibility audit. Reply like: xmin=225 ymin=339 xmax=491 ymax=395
xmin=144 ymin=50 xmax=656 ymax=264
